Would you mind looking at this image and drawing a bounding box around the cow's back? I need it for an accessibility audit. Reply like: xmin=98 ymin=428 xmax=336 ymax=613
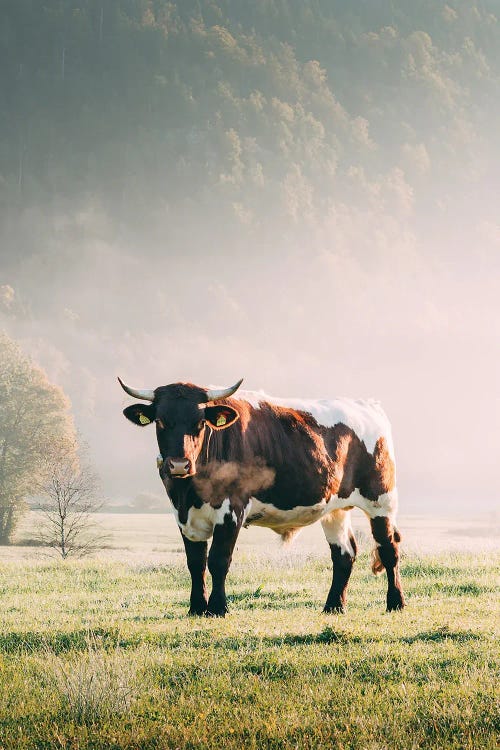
xmin=234 ymin=390 xmax=395 ymax=460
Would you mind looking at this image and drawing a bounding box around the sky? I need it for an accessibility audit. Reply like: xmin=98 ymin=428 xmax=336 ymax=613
xmin=0 ymin=2 xmax=499 ymax=515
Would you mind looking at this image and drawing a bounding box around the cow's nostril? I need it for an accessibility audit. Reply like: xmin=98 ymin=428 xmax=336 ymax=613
xmin=167 ymin=457 xmax=192 ymax=476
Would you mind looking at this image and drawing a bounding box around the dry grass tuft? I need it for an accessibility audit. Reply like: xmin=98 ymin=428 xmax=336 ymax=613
xmin=46 ymin=633 xmax=138 ymax=723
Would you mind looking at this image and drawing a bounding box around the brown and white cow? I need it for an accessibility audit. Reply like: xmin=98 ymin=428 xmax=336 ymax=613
xmin=119 ymin=377 xmax=405 ymax=616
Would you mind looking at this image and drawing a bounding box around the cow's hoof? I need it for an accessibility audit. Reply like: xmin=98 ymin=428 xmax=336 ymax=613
xmin=188 ymin=606 xmax=208 ymax=616
xmin=323 ymin=604 xmax=345 ymax=614
xmin=205 ymin=608 xmax=227 ymax=618
xmin=188 ymin=597 xmax=208 ymax=616
xmin=206 ymin=595 xmax=228 ymax=617
xmin=387 ymin=592 xmax=405 ymax=611
xmin=323 ymin=596 xmax=346 ymax=614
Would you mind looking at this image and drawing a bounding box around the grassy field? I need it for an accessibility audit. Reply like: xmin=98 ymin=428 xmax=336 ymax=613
xmin=0 ymin=514 xmax=498 ymax=749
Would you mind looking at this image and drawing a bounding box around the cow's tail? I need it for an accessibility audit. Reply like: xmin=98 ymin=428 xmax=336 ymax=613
xmin=371 ymin=526 xmax=401 ymax=575
xmin=280 ymin=528 xmax=302 ymax=546
xmin=371 ymin=545 xmax=384 ymax=575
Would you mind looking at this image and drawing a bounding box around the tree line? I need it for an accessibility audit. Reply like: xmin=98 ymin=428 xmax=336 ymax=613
xmin=0 ymin=331 xmax=103 ymax=556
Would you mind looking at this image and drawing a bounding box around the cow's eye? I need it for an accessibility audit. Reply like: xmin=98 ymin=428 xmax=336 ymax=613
xmin=155 ymin=419 xmax=165 ymax=430
xmin=195 ymin=420 xmax=205 ymax=432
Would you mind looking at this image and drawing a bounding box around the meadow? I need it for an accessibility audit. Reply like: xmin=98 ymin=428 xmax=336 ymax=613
xmin=0 ymin=513 xmax=498 ymax=749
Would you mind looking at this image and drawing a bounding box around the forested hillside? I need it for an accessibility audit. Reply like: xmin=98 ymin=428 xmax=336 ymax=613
xmin=1 ymin=1 xmax=498 ymax=509
xmin=1 ymin=0 xmax=498 ymax=251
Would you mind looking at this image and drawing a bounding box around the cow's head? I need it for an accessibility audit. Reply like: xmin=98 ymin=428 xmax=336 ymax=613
xmin=118 ymin=377 xmax=242 ymax=479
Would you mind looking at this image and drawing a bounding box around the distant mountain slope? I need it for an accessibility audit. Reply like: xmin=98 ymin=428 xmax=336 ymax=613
xmin=1 ymin=0 xmax=498 ymax=244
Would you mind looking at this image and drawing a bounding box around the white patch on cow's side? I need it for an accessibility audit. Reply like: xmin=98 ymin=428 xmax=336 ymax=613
xmin=327 ymin=488 xmax=398 ymax=520
xmin=321 ymin=509 xmax=356 ymax=557
xmin=234 ymin=389 xmax=395 ymax=458
xmin=173 ymin=497 xmax=234 ymax=542
xmin=245 ymin=489 xmax=398 ymax=536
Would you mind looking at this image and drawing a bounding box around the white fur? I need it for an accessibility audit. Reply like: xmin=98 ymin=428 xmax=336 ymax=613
xmin=172 ymin=497 xmax=233 ymax=542
xmin=170 ymin=488 xmax=398 ymax=543
xmin=245 ymin=489 xmax=398 ymax=534
xmin=234 ymin=389 xmax=395 ymax=458
xmin=327 ymin=489 xmax=398 ymax=520
xmin=321 ymin=509 xmax=356 ymax=557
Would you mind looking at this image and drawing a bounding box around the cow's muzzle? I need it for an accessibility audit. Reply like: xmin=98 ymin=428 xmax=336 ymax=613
xmin=166 ymin=457 xmax=194 ymax=478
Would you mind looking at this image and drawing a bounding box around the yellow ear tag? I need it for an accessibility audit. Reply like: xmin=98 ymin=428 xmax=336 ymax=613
xmin=139 ymin=413 xmax=151 ymax=425
xmin=216 ymin=414 xmax=227 ymax=427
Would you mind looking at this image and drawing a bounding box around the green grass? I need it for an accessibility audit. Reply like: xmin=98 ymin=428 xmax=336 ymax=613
xmin=0 ymin=551 xmax=498 ymax=749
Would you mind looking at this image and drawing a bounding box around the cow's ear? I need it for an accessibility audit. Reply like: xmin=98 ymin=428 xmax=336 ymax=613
xmin=205 ymin=405 xmax=239 ymax=430
xmin=123 ymin=403 xmax=156 ymax=426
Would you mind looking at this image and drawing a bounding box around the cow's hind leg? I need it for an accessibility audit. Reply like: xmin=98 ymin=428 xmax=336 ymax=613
xmin=321 ymin=509 xmax=357 ymax=613
xmin=207 ymin=509 xmax=242 ymax=617
xmin=370 ymin=515 xmax=405 ymax=611
xmin=181 ymin=534 xmax=208 ymax=615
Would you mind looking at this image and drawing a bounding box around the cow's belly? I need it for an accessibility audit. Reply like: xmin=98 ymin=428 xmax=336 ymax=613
xmin=173 ymin=496 xmax=335 ymax=542
xmin=245 ymin=490 xmax=398 ymax=530
xmin=172 ymin=490 xmax=399 ymax=542
xmin=245 ymin=496 xmax=338 ymax=532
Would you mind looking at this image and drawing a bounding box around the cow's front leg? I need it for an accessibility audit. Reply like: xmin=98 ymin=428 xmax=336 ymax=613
xmin=181 ymin=534 xmax=208 ymax=615
xmin=370 ymin=516 xmax=405 ymax=611
xmin=207 ymin=510 xmax=241 ymax=617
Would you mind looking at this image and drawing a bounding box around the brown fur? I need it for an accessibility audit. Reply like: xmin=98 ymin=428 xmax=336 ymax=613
xmin=365 ymin=437 xmax=396 ymax=499
xmin=123 ymin=382 xmax=404 ymax=614
xmin=279 ymin=528 xmax=302 ymax=545
xmin=125 ymin=385 xmax=396 ymax=512
xmin=370 ymin=516 xmax=405 ymax=610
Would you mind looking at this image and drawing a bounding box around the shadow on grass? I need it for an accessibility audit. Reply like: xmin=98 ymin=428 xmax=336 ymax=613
xmin=264 ymin=627 xmax=363 ymax=646
xmin=0 ymin=623 xmax=365 ymax=655
xmin=439 ymin=583 xmax=493 ymax=596
xmin=401 ymin=561 xmax=464 ymax=578
xmin=0 ymin=627 xmax=128 ymax=654
xmin=227 ymin=589 xmax=315 ymax=610
xmin=0 ymin=620 xmax=482 ymax=656
xmin=402 ymin=626 xmax=481 ymax=644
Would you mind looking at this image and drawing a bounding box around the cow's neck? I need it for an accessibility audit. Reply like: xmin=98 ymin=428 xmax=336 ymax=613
xmin=198 ymin=423 xmax=243 ymax=466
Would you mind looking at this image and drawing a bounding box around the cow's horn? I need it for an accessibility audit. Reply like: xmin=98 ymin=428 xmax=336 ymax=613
xmin=206 ymin=378 xmax=243 ymax=401
xmin=118 ymin=377 xmax=155 ymax=402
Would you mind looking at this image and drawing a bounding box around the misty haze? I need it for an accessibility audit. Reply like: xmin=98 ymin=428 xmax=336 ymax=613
xmin=2 ymin=2 xmax=499 ymax=520
xmin=0 ymin=4 xmax=499 ymax=749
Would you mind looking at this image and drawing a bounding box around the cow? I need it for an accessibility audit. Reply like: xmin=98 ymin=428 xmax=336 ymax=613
xmin=118 ymin=377 xmax=405 ymax=616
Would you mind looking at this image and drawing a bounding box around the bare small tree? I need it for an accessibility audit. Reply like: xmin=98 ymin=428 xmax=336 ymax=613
xmin=35 ymin=438 xmax=108 ymax=558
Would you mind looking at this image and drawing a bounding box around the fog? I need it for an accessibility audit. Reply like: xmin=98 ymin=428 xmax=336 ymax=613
xmin=1 ymin=1 xmax=498 ymax=514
